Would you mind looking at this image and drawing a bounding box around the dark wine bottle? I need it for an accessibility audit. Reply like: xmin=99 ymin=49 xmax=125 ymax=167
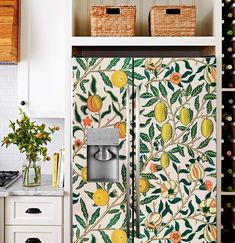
xmin=223 ymin=0 xmax=234 ymax=10
xmin=222 ymin=92 xmax=235 ymax=106
xmin=222 ymin=228 xmax=235 ymax=243
xmin=223 ymin=112 xmax=233 ymax=123
xmin=222 ymin=75 xmax=235 ymax=88
xmin=222 ymin=172 xmax=234 ymax=191
xmin=222 ymin=142 xmax=235 ymax=157
xmin=223 ymin=7 xmax=235 ymax=24
xmin=223 ymin=62 xmax=234 ymax=73
xmin=222 ymin=125 xmax=235 ymax=140
xmin=223 ymin=41 xmax=235 ymax=56
xmin=223 ymin=25 xmax=235 ymax=39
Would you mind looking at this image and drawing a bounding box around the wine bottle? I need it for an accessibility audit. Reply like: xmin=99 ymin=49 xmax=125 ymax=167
xmin=223 ymin=7 xmax=235 ymax=24
xmin=223 ymin=57 xmax=235 ymax=70
xmin=222 ymin=75 xmax=235 ymax=88
xmin=222 ymin=126 xmax=235 ymax=140
xmin=222 ymin=92 xmax=235 ymax=106
xmin=222 ymin=173 xmax=235 ymax=191
xmin=222 ymin=228 xmax=235 ymax=243
xmin=223 ymin=112 xmax=233 ymax=123
xmin=223 ymin=25 xmax=235 ymax=39
xmin=223 ymin=41 xmax=235 ymax=56
xmin=223 ymin=0 xmax=234 ymax=10
xmin=222 ymin=143 xmax=235 ymax=157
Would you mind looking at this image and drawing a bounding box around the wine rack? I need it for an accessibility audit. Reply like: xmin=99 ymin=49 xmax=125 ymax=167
xmin=222 ymin=0 xmax=235 ymax=242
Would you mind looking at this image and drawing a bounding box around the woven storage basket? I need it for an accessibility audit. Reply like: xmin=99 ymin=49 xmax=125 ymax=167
xmin=150 ymin=1 xmax=196 ymax=36
xmin=90 ymin=5 xmax=136 ymax=36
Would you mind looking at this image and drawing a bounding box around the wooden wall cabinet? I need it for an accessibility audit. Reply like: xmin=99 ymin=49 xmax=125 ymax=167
xmin=0 ymin=0 xmax=19 ymax=63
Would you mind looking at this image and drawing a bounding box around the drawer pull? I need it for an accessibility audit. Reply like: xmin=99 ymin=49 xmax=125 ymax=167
xmin=25 ymin=238 xmax=41 ymax=243
xmin=25 ymin=208 xmax=42 ymax=214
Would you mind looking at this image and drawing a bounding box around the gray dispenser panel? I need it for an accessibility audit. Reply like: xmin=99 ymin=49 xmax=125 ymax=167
xmin=87 ymin=128 xmax=119 ymax=182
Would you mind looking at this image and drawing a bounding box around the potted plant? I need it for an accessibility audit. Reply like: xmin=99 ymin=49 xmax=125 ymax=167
xmin=1 ymin=109 xmax=59 ymax=187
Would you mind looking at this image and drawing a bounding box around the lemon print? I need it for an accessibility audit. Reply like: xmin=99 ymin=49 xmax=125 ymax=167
xmin=179 ymin=107 xmax=191 ymax=126
xmin=81 ymin=167 xmax=87 ymax=182
xmin=93 ymin=189 xmax=109 ymax=206
xmin=201 ymin=118 xmax=213 ymax=138
xmin=139 ymin=178 xmax=150 ymax=193
xmin=111 ymin=71 xmax=128 ymax=88
xmin=111 ymin=229 xmax=128 ymax=243
xmin=161 ymin=122 xmax=172 ymax=143
xmin=160 ymin=152 xmax=170 ymax=169
xmin=154 ymin=101 xmax=167 ymax=123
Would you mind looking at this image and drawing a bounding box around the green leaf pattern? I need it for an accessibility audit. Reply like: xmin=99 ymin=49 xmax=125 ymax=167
xmin=72 ymin=58 xmax=216 ymax=243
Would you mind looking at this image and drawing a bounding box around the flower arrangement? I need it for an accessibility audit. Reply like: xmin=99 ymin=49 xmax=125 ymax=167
xmin=1 ymin=109 xmax=59 ymax=186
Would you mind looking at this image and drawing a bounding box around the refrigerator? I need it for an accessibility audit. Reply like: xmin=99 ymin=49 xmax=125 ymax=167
xmin=72 ymin=57 xmax=217 ymax=243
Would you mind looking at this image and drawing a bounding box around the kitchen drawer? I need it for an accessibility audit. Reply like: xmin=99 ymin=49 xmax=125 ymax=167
xmin=5 ymin=196 xmax=62 ymax=226
xmin=5 ymin=226 xmax=61 ymax=243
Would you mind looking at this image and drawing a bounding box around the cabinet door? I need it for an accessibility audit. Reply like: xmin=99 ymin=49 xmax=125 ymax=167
xmin=72 ymin=57 xmax=132 ymax=242
xmin=134 ymin=58 xmax=217 ymax=242
xmin=18 ymin=0 xmax=68 ymax=118
xmin=5 ymin=226 xmax=61 ymax=243
xmin=0 ymin=198 xmax=4 ymax=243
xmin=5 ymin=196 xmax=62 ymax=226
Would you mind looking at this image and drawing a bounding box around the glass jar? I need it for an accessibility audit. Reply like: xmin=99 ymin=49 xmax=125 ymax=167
xmin=22 ymin=156 xmax=41 ymax=187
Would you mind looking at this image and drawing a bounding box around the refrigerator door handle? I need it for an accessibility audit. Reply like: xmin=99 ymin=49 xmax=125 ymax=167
xmin=126 ymin=85 xmax=131 ymax=237
xmin=135 ymin=85 xmax=140 ymax=237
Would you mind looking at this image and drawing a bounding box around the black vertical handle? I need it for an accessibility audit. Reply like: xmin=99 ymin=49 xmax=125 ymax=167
xmin=25 ymin=238 xmax=41 ymax=243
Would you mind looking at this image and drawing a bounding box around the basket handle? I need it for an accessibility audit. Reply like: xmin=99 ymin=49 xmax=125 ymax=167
xmin=106 ymin=8 xmax=121 ymax=15
xmin=166 ymin=0 xmax=196 ymax=5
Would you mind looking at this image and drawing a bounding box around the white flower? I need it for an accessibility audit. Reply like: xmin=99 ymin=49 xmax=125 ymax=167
xmin=160 ymin=180 xmax=179 ymax=199
xmin=145 ymin=58 xmax=163 ymax=71
xmin=145 ymin=212 xmax=162 ymax=230
xmin=199 ymin=198 xmax=216 ymax=217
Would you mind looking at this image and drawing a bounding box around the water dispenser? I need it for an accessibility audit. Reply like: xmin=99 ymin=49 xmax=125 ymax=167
xmin=87 ymin=128 xmax=119 ymax=182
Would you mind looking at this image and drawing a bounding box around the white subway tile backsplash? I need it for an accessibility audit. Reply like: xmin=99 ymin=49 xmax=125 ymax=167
xmin=0 ymin=65 xmax=65 ymax=175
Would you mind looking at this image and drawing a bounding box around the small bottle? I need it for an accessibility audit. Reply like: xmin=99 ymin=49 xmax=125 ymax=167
xmin=223 ymin=26 xmax=235 ymax=39
xmin=223 ymin=0 xmax=234 ymax=10
xmin=222 ymin=75 xmax=235 ymax=88
xmin=223 ymin=7 xmax=235 ymax=24
xmin=222 ymin=125 xmax=235 ymax=140
xmin=223 ymin=41 xmax=235 ymax=56
xmin=222 ymin=143 xmax=235 ymax=157
xmin=223 ymin=112 xmax=233 ymax=123
xmin=223 ymin=63 xmax=234 ymax=72
xmin=222 ymin=92 xmax=235 ymax=106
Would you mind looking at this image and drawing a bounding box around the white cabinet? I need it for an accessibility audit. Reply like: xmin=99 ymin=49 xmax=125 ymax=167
xmin=0 ymin=198 xmax=4 ymax=243
xmin=5 ymin=226 xmax=61 ymax=243
xmin=18 ymin=0 xmax=68 ymax=118
xmin=5 ymin=196 xmax=62 ymax=226
xmin=5 ymin=196 xmax=63 ymax=243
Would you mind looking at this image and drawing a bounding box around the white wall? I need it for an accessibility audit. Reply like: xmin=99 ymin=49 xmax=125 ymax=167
xmin=0 ymin=65 xmax=64 ymax=175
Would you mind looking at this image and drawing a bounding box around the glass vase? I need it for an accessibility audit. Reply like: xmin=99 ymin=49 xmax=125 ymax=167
xmin=22 ymin=156 xmax=41 ymax=187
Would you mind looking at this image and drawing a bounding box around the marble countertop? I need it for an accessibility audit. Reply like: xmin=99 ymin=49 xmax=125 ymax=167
xmin=0 ymin=175 xmax=64 ymax=197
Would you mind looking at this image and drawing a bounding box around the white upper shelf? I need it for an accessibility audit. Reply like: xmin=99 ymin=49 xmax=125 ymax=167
xmin=71 ymin=36 xmax=217 ymax=47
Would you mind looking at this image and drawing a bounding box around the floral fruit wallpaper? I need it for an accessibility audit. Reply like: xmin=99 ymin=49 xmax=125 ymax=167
xmin=72 ymin=57 xmax=216 ymax=243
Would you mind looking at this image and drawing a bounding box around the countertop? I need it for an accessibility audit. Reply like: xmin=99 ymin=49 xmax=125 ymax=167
xmin=0 ymin=175 xmax=64 ymax=197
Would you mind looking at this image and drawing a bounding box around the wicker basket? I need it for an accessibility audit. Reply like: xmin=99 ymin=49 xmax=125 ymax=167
xmin=90 ymin=5 xmax=136 ymax=37
xmin=150 ymin=1 xmax=196 ymax=36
